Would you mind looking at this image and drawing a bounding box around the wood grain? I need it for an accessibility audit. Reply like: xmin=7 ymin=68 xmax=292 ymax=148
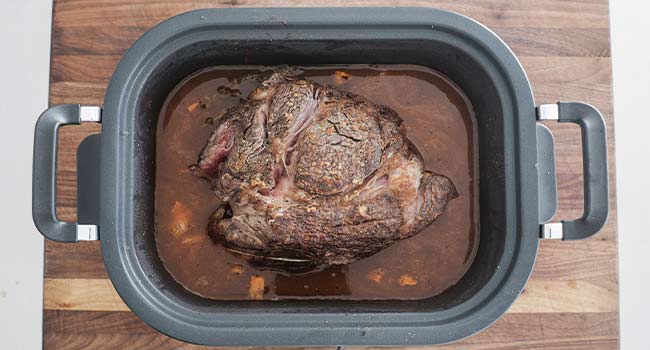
xmin=50 ymin=26 xmax=611 ymax=57
xmin=46 ymin=0 xmax=618 ymax=349
xmin=43 ymin=310 xmax=618 ymax=350
xmin=52 ymin=0 xmax=610 ymax=29
xmin=43 ymin=278 xmax=618 ymax=313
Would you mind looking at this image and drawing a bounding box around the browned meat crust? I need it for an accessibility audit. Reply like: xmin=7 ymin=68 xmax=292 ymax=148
xmin=195 ymin=70 xmax=458 ymax=267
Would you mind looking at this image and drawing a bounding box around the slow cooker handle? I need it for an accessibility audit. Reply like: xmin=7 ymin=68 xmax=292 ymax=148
xmin=537 ymin=102 xmax=609 ymax=240
xmin=32 ymin=104 xmax=101 ymax=243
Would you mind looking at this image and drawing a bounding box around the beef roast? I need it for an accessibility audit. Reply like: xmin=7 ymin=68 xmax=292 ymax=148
xmin=194 ymin=71 xmax=458 ymax=267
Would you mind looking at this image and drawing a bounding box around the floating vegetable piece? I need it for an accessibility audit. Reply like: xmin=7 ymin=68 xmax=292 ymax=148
xmin=398 ymin=274 xmax=418 ymax=286
xmin=230 ymin=264 xmax=244 ymax=275
xmin=367 ymin=268 xmax=385 ymax=283
xmin=334 ymin=70 xmax=350 ymax=84
xmin=170 ymin=201 xmax=192 ymax=238
xmin=187 ymin=101 xmax=200 ymax=112
xmin=248 ymin=275 xmax=265 ymax=300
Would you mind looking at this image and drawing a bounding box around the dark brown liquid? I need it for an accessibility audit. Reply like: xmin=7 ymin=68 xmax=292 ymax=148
xmin=155 ymin=65 xmax=479 ymax=300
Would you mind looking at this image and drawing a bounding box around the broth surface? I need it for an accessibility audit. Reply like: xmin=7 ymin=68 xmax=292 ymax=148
xmin=155 ymin=65 xmax=479 ymax=300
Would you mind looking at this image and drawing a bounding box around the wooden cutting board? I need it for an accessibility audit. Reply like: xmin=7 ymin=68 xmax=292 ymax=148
xmin=45 ymin=1 xmax=619 ymax=349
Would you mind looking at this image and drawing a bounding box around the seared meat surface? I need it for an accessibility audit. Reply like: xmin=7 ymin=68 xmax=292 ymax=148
xmin=194 ymin=71 xmax=458 ymax=267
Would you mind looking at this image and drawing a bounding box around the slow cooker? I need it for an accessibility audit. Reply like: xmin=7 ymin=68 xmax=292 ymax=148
xmin=32 ymin=7 xmax=608 ymax=346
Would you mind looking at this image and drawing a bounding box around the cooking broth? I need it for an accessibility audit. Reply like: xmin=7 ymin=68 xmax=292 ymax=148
xmin=155 ymin=65 xmax=479 ymax=300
